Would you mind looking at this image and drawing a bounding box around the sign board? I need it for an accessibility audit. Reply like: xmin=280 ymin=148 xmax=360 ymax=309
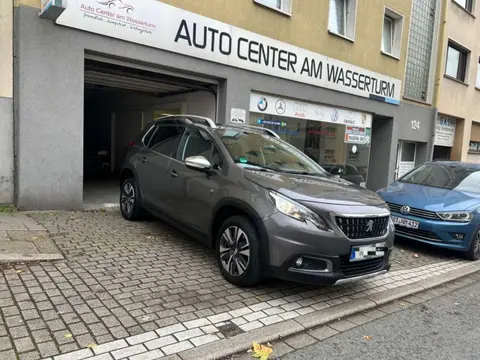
xmin=56 ymin=0 xmax=401 ymax=104
xmin=39 ymin=0 xmax=65 ymax=19
xmin=434 ymin=115 xmax=456 ymax=147
xmin=230 ymin=108 xmax=246 ymax=124
xmin=345 ymin=126 xmax=367 ymax=144
xmin=249 ymin=92 xmax=372 ymax=128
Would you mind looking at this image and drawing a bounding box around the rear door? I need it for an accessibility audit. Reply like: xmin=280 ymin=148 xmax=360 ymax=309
xmin=135 ymin=123 xmax=185 ymax=212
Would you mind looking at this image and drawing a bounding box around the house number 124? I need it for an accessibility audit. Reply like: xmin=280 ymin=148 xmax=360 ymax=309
xmin=411 ymin=120 xmax=420 ymax=130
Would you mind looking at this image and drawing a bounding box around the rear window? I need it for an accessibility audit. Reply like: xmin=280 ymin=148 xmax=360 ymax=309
xmin=400 ymin=163 xmax=480 ymax=194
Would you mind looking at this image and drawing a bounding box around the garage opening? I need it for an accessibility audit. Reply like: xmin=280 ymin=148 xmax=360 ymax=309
xmin=83 ymin=58 xmax=218 ymax=210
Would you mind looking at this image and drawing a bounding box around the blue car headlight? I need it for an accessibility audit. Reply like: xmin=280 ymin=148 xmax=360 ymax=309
xmin=436 ymin=211 xmax=473 ymax=222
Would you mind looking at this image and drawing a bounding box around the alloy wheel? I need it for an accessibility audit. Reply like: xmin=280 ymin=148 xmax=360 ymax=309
xmin=474 ymin=231 xmax=480 ymax=259
xmin=219 ymin=226 xmax=251 ymax=276
xmin=120 ymin=182 xmax=135 ymax=215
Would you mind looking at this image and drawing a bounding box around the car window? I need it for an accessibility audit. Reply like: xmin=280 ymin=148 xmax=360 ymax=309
xmin=142 ymin=124 xmax=156 ymax=146
xmin=180 ymin=129 xmax=224 ymax=170
xmin=345 ymin=165 xmax=359 ymax=176
xmin=149 ymin=125 xmax=185 ymax=157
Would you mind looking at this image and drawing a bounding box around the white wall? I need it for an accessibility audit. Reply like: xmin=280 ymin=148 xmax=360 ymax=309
xmin=467 ymin=153 xmax=480 ymax=163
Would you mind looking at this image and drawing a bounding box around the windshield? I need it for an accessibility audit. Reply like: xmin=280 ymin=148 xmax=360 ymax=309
xmin=216 ymin=128 xmax=328 ymax=175
xmin=399 ymin=163 xmax=480 ymax=194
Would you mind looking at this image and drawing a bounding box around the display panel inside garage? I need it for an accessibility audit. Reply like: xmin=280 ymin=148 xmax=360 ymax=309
xmin=83 ymin=59 xmax=217 ymax=208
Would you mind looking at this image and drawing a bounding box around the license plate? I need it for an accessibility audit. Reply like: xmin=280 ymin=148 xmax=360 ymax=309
xmin=350 ymin=242 xmax=387 ymax=262
xmin=391 ymin=216 xmax=419 ymax=229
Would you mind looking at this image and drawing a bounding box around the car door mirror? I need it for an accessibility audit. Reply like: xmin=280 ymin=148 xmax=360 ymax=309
xmin=185 ymin=156 xmax=212 ymax=172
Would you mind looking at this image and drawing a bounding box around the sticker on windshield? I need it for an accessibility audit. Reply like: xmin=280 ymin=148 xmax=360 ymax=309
xmin=239 ymin=157 xmax=248 ymax=163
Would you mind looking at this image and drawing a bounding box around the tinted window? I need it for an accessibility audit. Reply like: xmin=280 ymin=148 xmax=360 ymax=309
xmin=149 ymin=125 xmax=185 ymax=157
xmin=400 ymin=163 xmax=480 ymax=194
xmin=181 ymin=129 xmax=224 ymax=169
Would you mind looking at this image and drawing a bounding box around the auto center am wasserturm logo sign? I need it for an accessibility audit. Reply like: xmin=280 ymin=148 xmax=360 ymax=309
xmin=56 ymin=0 xmax=402 ymax=104
xmin=97 ymin=0 xmax=134 ymax=13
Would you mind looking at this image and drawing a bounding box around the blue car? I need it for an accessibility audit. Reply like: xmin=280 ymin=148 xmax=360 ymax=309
xmin=377 ymin=161 xmax=480 ymax=260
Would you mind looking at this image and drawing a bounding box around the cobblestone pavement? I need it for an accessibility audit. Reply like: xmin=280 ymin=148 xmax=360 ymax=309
xmin=0 ymin=211 xmax=471 ymax=360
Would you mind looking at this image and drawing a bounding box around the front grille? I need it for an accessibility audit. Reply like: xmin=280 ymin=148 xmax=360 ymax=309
xmin=339 ymin=256 xmax=386 ymax=277
xmin=387 ymin=202 xmax=440 ymax=220
xmin=395 ymin=226 xmax=441 ymax=242
xmin=335 ymin=216 xmax=389 ymax=239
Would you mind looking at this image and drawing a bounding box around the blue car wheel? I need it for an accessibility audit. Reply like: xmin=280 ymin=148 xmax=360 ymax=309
xmin=466 ymin=230 xmax=480 ymax=261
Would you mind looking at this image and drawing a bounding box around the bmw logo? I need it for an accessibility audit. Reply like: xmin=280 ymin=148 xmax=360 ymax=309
xmin=257 ymin=97 xmax=268 ymax=112
xmin=400 ymin=205 xmax=411 ymax=215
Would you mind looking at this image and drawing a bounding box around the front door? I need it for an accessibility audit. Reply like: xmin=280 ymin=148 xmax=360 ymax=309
xmin=166 ymin=128 xmax=226 ymax=234
xmin=395 ymin=141 xmax=417 ymax=179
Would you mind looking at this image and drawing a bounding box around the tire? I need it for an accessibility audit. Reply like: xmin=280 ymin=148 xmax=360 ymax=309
xmin=120 ymin=178 xmax=144 ymax=221
xmin=465 ymin=231 xmax=480 ymax=261
xmin=216 ymin=216 xmax=263 ymax=287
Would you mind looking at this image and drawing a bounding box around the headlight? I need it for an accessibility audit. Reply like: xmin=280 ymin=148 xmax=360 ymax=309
xmin=269 ymin=191 xmax=329 ymax=230
xmin=436 ymin=211 xmax=473 ymax=222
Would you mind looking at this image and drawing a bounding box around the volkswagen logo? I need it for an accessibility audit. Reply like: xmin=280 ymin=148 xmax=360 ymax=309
xmin=275 ymin=99 xmax=286 ymax=114
xmin=331 ymin=109 xmax=339 ymax=122
xmin=400 ymin=205 xmax=411 ymax=215
xmin=257 ymin=97 xmax=268 ymax=112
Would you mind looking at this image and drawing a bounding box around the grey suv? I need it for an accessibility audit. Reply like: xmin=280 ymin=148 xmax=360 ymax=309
xmin=120 ymin=115 xmax=395 ymax=286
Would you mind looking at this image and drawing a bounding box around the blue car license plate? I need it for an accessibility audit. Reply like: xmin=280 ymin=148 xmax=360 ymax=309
xmin=350 ymin=242 xmax=387 ymax=262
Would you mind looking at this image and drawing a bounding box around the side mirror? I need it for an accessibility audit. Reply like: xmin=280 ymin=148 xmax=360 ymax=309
xmin=185 ymin=156 xmax=212 ymax=172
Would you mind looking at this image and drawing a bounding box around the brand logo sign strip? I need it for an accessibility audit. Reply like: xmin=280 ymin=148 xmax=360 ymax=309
xmin=56 ymin=0 xmax=402 ymax=103
xmin=249 ymin=92 xmax=372 ymax=128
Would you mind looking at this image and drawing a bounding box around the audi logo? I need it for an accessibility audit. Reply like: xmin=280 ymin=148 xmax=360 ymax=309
xmin=293 ymin=102 xmax=308 ymax=112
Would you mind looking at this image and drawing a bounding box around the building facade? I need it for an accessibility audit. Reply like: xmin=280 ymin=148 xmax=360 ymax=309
xmin=7 ymin=0 xmax=442 ymax=210
xmin=433 ymin=0 xmax=480 ymax=163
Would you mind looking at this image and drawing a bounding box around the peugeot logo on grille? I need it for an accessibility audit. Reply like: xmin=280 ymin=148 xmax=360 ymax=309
xmin=400 ymin=205 xmax=411 ymax=215
xmin=366 ymin=220 xmax=374 ymax=233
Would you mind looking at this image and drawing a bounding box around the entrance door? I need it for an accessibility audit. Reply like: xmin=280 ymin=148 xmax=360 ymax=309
xmin=396 ymin=141 xmax=416 ymax=179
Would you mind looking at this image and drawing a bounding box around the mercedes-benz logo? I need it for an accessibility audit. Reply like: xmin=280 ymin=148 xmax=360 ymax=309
xmin=400 ymin=205 xmax=411 ymax=215
xmin=257 ymin=97 xmax=268 ymax=112
xmin=275 ymin=99 xmax=286 ymax=114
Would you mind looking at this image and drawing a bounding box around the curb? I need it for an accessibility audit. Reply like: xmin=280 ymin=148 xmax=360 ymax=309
xmin=177 ymin=261 xmax=480 ymax=360
xmin=0 ymin=253 xmax=64 ymax=262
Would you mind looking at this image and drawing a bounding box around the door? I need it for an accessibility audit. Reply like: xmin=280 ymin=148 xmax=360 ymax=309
xmin=135 ymin=124 xmax=185 ymax=212
xmin=396 ymin=141 xmax=417 ymax=179
xmin=167 ymin=128 xmax=226 ymax=233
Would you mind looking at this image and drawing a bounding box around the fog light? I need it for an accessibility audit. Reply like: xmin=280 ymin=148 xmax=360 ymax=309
xmin=295 ymin=257 xmax=304 ymax=268
xmin=450 ymin=233 xmax=465 ymax=240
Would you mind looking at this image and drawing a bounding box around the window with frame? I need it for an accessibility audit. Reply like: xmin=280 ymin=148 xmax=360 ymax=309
xmin=454 ymin=0 xmax=474 ymax=13
xmin=253 ymin=0 xmax=292 ymax=14
xmin=328 ymin=0 xmax=357 ymax=40
xmin=476 ymin=57 xmax=480 ymax=88
xmin=148 ymin=125 xmax=185 ymax=157
xmin=445 ymin=42 xmax=469 ymax=82
xmin=180 ymin=129 xmax=224 ymax=170
xmin=381 ymin=8 xmax=404 ymax=58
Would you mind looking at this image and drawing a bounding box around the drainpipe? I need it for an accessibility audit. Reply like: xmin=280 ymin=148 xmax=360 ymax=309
xmin=430 ymin=0 xmax=448 ymax=161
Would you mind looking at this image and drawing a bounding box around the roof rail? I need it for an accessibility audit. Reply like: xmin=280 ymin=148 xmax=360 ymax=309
xmin=156 ymin=114 xmax=217 ymax=129
xmin=227 ymin=124 xmax=281 ymax=139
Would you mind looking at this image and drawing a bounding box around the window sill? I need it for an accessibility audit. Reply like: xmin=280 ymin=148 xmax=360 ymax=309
xmin=381 ymin=50 xmax=400 ymax=60
xmin=475 ymin=87 xmax=480 ymax=92
xmin=444 ymin=74 xmax=469 ymax=86
xmin=451 ymin=0 xmax=476 ymax=18
xmin=402 ymin=96 xmax=431 ymax=106
xmin=328 ymin=30 xmax=355 ymax=43
xmin=253 ymin=0 xmax=292 ymax=17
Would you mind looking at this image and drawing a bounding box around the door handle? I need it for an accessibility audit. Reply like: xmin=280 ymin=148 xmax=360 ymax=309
xmin=141 ymin=156 xmax=147 ymax=163
xmin=170 ymin=170 xmax=178 ymax=178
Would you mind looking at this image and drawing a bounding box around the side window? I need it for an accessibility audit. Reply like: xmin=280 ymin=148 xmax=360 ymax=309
xmin=149 ymin=125 xmax=185 ymax=157
xmin=181 ymin=129 xmax=224 ymax=170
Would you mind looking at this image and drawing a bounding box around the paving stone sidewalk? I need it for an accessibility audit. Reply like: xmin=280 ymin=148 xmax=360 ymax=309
xmin=0 ymin=211 xmax=471 ymax=360
xmin=0 ymin=213 xmax=63 ymax=262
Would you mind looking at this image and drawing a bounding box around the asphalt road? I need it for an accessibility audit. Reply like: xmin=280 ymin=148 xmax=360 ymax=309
xmin=282 ymin=280 xmax=480 ymax=360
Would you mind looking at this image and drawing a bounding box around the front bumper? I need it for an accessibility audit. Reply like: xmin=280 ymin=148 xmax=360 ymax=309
xmin=391 ymin=213 xmax=480 ymax=251
xmin=263 ymin=211 xmax=395 ymax=285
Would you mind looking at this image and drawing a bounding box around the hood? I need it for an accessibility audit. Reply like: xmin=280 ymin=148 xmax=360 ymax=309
xmin=243 ymin=170 xmax=384 ymax=206
xmin=378 ymin=181 xmax=480 ymax=211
